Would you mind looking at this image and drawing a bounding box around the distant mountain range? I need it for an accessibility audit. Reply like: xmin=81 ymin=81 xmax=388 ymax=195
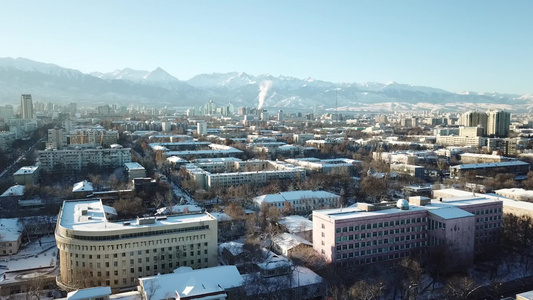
xmin=0 ymin=57 xmax=531 ymax=112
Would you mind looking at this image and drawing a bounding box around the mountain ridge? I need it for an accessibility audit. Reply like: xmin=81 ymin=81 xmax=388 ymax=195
xmin=0 ymin=57 xmax=530 ymax=112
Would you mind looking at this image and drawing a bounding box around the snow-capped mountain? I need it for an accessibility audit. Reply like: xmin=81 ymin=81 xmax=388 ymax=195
xmin=0 ymin=57 xmax=530 ymax=112
xmin=91 ymin=67 xmax=179 ymax=84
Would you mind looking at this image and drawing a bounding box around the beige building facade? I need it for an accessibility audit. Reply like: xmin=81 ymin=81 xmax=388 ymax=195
xmin=55 ymin=199 xmax=218 ymax=291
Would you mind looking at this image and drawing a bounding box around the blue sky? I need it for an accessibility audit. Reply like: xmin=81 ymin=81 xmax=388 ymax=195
xmin=1 ymin=1 xmax=532 ymax=94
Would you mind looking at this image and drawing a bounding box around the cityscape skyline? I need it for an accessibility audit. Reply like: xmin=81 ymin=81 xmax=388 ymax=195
xmin=1 ymin=1 xmax=532 ymax=95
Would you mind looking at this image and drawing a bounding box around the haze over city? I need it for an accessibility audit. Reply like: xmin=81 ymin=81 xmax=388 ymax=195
xmin=1 ymin=0 xmax=532 ymax=94
xmin=2 ymin=2 xmax=533 ymax=300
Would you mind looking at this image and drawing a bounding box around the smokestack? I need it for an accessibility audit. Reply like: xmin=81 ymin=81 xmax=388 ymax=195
xmin=257 ymin=80 xmax=273 ymax=110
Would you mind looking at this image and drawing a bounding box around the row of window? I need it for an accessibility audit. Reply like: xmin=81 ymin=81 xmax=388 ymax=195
xmin=334 ymin=243 xmax=424 ymax=260
xmin=332 ymin=226 xmax=426 ymax=242
xmin=473 ymin=208 xmax=502 ymax=215
xmin=67 ymin=226 xmax=209 ymax=241
xmin=334 ymin=234 xmax=427 ymax=251
xmin=334 ymin=217 xmax=427 ymax=233
xmin=68 ymin=258 xmax=209 ymax=287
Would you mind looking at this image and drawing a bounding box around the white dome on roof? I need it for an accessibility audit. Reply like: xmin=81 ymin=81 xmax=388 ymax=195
xmin=396 ymin=199 xmax=409 ymax=210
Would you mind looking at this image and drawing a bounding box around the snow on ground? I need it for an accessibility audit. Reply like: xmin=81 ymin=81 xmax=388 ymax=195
xmin=171 ymin=182 xmax=195 ymax=205
xmin=0 ymin=235 xmax=57 ymax=272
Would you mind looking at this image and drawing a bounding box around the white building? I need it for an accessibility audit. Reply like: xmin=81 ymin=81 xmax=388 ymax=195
xmin=254 ymin=190 xmax=340 ymax=212
xmin=139 ymin=266 xmax=244 ymax=300
xmin=286 ymin=158 xmax=361 ymax=174
xmin=197 ymin=121 xmax=207 ymax=136
xmin=55 ymin=199 xmax=218 ymax=291
xmin=0 ymin=218 xmax=23 ymax=256
xmin=13 ymin=165 xmax=40 ymax=185
xmin=47 ymin=127 xmax=67 ymax=150
xmin=436 ymin=135 xmax=486 ymax=147
xmin=38 ymin=147 xmax=131 ymax=172
xmin=124 ymin=162 xmax=146 ymax=179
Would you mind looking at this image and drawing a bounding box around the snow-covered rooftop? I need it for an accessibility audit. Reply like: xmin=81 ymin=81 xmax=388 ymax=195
xmin=68 ymin=287 xmax=112 ymax=300
xmin=314 ymin=195 xmax=500 ymax=221
xmin=0 ymin=185 xmax=25 ymax=197
xmin=156 ymin=204 xmax=202 ymax=215
xmin=166 ymin=156 xmax=188 ymax=163
xmin=209 ymin=212 xmax=233 ymax=222
xmin=72 ymin=180 xmax=93 ymax=193
xmin=59 ymin=199 xmax=214 ymax=232
xmin=13 ymin=165 xmax=39 ymax=175
xmin=0 ymin=218 xmax=22 ymax=242
xmin=254 ymin=190 xmax=339 ymax=205
xmin=219 ymin=241 xmax=244 ymax=256
xmin=124 ymin=162 xmax=145 ymax=170
xmin=279 ymin=216 xmax=313 ymax=233
xmin=272 ymin=233 xmax=312 ymax=252
xmin=428 ymin=206 xmax=474 ymax=220
xmin=139 ymin=266 xmax=243 ymax=300
xmin=450 ymin=160 xmax=529 ymax=170
xmin=495 ymin=188 xmax=533 ymax=200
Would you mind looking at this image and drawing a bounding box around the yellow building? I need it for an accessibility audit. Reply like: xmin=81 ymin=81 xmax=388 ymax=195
xmin=55 ymin=199 xmax=218 ymax=291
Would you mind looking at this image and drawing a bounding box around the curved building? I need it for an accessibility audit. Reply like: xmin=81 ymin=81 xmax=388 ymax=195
xmin=55 ymin=199 xmax=217 ymax=291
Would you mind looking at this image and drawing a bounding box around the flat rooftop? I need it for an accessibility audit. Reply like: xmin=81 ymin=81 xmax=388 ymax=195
xmin=451 ymin=160 xmax=530 ymax=170
xmin=124 ymin=162 xmax=145 ymax=170
xmin=314 ymin=196 xmax=500 ymax=221
xmin=59 ymin=199 xmax=214 ymax=232
xmin=14 ymin=166 xmax=39 ymax=175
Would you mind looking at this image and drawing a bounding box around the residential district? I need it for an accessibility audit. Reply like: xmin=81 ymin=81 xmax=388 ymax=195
xmin=2 ymin=94 xmax=533 ymax=299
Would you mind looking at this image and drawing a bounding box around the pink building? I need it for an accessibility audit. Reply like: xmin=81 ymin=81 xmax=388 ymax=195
xmin=313 ymin=196 xmax=502 ymax=271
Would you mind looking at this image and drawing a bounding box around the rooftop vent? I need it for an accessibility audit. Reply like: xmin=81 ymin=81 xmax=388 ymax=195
xmin=137 ymin=217 xmax=156 ymax=225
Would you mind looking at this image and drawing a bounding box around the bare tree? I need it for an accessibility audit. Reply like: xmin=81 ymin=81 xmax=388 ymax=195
xmin=142 ymin=279 xmax=161 ymax=300
xmin=443 ymin=275 xmax=479 ymax=300
xmin=348 ymin=279 xmax=382 ymax=300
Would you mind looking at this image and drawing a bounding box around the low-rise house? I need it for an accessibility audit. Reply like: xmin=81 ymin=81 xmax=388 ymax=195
xmin=124 ymin=162 xmax=146 ymax=180
xmin=13 ymin=165 xmax=40 ymax=185
xmin=139 ymin=266 xmax=245 ymax=300
xmin=0 ymin=185 xmax=25 ymax=209
xmin=272 ymin=233 xmax=313 ymax=256
xmin=254 ymin=190 xmax=340 ymax=213
xmin=72 ymin=180 xmax=94 ymax=197
xmin=0 ymin=218 xmax=22 ymax=255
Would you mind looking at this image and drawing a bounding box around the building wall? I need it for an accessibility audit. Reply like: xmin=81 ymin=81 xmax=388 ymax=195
xmin=55 ymin=215 xmax=218 ymax=290
xmin=13 ymin=167 xmax=40 ymax=185
xmin=38 ymin=148 xmax=131 ymax=172
xmin=314 ymin=210 xmax=428 ymax=266
xmin=427 ymin=213 xmax=475 ymax=271
xmin=0 ymin=236 xmax=22 ymax=256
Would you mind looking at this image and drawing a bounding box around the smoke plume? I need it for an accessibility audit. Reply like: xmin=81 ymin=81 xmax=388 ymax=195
xmin=257 ymin=80 xmax=273 ymax=110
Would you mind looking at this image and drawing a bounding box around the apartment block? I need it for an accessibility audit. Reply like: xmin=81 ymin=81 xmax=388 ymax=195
xmin=38 ymin=146 xmax=131 ymax=172
xmin=55 ymin=199 xmax=218 ymax=291
xmin=436 ymin=135 xmax=486 ymax=147
xmin=47 ymin=127 xmax=67 ymax=150
xmin=70 ymin=129 xmax=119 ymax=147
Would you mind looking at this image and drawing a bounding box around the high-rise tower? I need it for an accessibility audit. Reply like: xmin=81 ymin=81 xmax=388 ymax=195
xmin=20 ymin=94 xmax=33 ymax=119
xmin=486 ymin=110 xmax=510 ymax=137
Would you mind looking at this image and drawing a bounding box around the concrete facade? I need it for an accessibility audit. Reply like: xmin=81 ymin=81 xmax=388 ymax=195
xmin=55 ymin=199 xmax=218 ymax=291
